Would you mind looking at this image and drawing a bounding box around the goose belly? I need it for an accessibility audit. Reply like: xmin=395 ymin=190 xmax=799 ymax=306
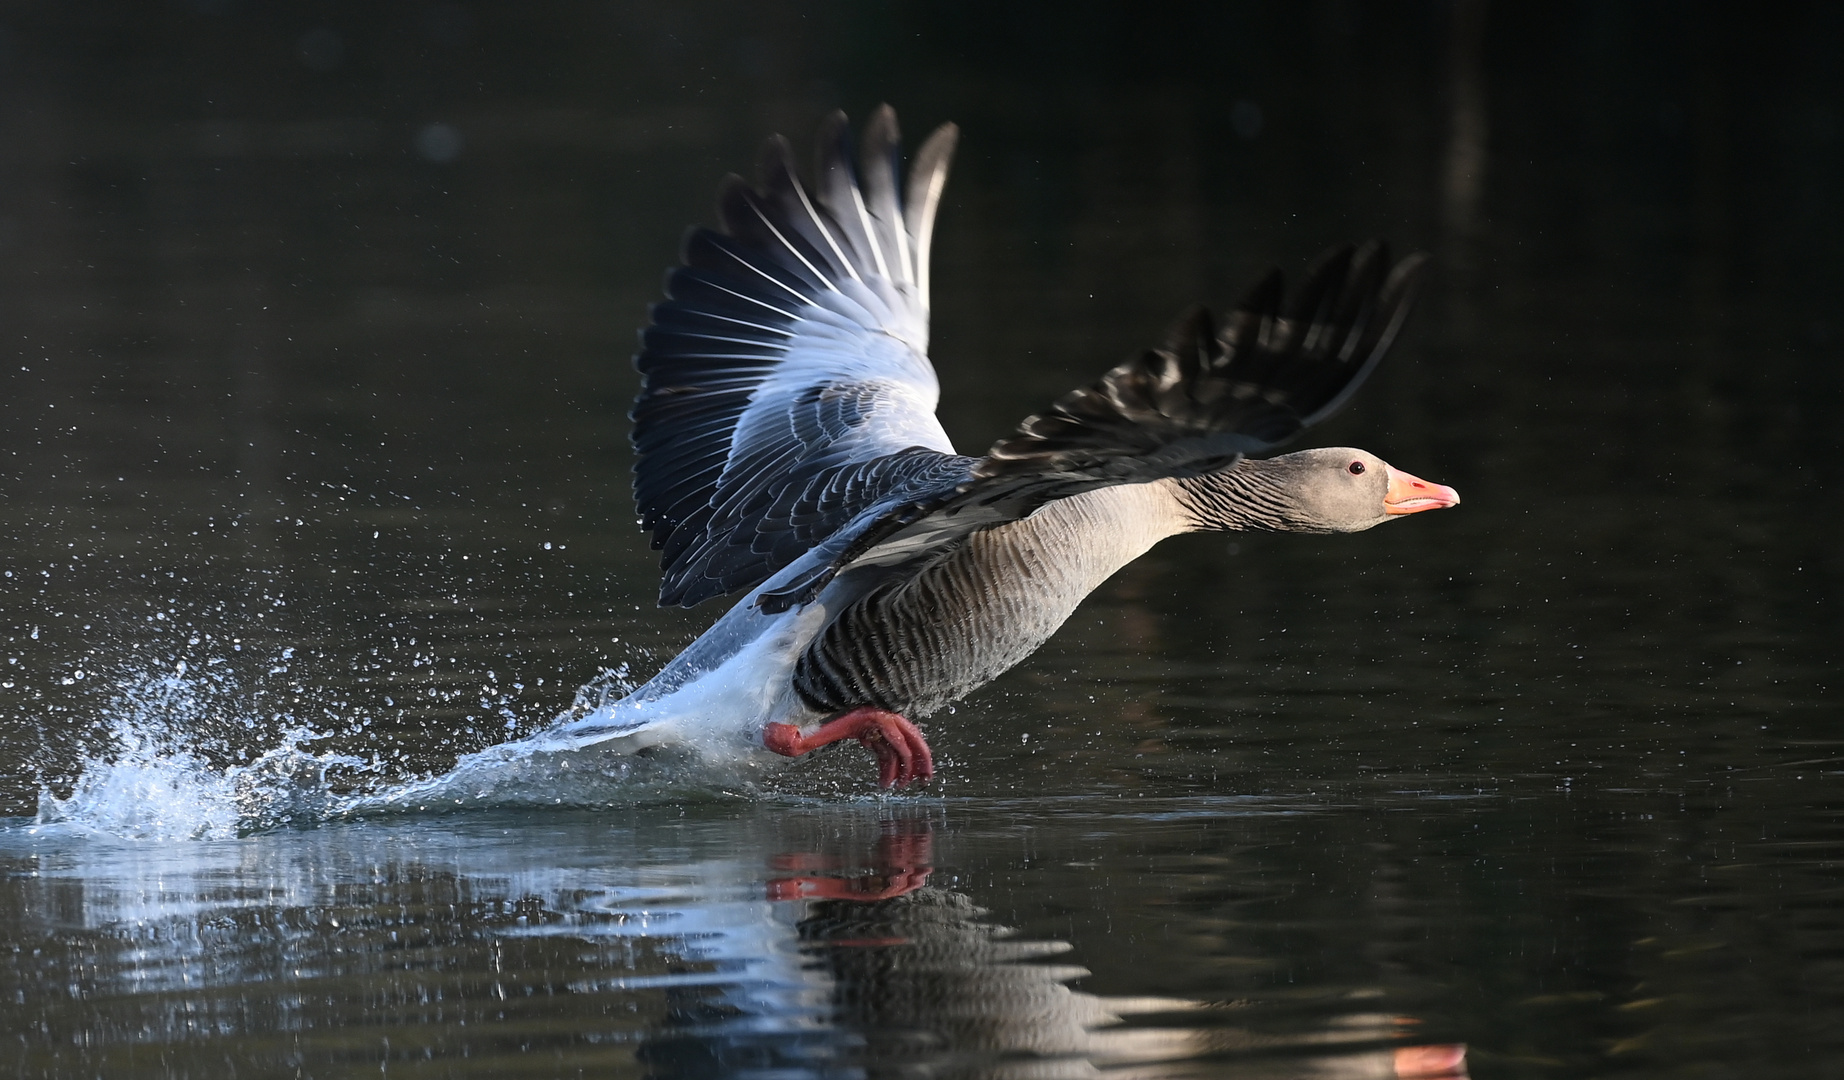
xmin=792 ymin=482 xmax=1185 ymax=717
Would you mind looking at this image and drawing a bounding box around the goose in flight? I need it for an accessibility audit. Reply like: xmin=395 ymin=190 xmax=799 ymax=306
xmin=560 ymin=106 xmax=1458 ymax=789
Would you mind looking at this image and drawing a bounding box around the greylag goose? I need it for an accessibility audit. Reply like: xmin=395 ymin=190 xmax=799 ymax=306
xmin=557 ymin=107 xmax=1458 ymax=788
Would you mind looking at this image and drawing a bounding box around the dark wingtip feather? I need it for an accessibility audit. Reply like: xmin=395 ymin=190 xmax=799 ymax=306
xmin=1162 ymin=304 xmax=1216 ymax=359
xmin=712 ymin=173 xmax=756 ymax=240
xmin=906 ymin=121 xmax=958 ymax=307
xmin=860 ymin=105 xmax=903 ymax=184
xmin=865 ymin=102 xmax=901 ymax=142
xmin=754 ymin=134 xmax=798 ymax=190
xmin=1236 ymin=267 xmax=1284 ymax=321
xmin=1292 ymin=244 xmax=1431 ymax=427
xmin=915 ymin=121 xmax=958 ymax=160
xmin=1383 ymin=250 xmax=1432 ymax=307
xmin=1284 ymin=243 xmax=1354 ymax=326
xmin=813 ymin=109 xmax=854 ymax=181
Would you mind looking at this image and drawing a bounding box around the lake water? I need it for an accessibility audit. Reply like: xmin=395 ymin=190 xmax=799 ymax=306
xmin=0 ymin=3 xmax=1840 ymax=1077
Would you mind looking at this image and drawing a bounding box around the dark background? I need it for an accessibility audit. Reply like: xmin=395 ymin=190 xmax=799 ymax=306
xmin=0 ymin=3 xmax=1839 ymax=1077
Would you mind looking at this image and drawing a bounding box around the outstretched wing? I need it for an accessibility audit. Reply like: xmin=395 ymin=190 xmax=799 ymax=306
xmin=759 ymin=242 xmax=1429 ymax=611
xmin=971 ymin=240 xmax=1429 ymax=506
xmin=632 ymin=107 xmax=972 ymax=607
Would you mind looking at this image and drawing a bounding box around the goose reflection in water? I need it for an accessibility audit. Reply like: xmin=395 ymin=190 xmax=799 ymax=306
xmin=1 ymin=812 xmax=1466 ymax=1078
xmin=620 ymin=817 xmax=1468 ymax=1080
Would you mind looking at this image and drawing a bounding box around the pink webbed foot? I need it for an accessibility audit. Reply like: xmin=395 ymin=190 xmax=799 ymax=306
xmin=762 ymin=707 xmax=936 ymax=789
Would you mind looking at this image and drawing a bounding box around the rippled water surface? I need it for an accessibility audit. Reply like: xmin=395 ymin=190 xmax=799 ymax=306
xmin=1 ymin=3 xmax=1841 ymax=1077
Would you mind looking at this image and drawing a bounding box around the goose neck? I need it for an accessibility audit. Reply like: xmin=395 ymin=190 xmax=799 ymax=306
xmin=1173 ymin=460 xmax=1299 ymax=532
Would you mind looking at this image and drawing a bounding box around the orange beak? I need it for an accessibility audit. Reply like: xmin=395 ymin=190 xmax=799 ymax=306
xmin=1383 ymin=464 xmax=1461 ymax=515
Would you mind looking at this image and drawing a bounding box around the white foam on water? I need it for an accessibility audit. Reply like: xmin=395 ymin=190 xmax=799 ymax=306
xmin=28 ymin=649 xmax=784 ymax=841
xmin=32 ymin=660 xmax=362 ymax=841
xmin=35 ymin=716 xmax=243 ymax=841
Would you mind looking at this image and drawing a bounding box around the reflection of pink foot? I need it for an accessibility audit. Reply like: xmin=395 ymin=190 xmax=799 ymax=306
xmin=766 ymin=819 xmax=936 ymax=903
xmin=766 ymin=867 xmax=932 ymax=902
xmin=763 ymin=707 xmax=935 ymax=789
xmin=1394 ymin=1043 xmax=1468 ymax=1079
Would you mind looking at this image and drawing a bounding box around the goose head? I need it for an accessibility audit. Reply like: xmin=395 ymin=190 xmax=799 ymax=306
xmin=1181 ymin=447 xmax=1461 ymax=534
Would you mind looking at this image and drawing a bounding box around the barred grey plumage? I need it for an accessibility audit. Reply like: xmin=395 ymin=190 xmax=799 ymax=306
xmin=794 ymin=481 xmax=1188 ymax=716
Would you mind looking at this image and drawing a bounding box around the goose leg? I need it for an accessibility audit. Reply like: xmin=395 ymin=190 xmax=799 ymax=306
xmin=762 ymin=708 xmax=936 ymax=788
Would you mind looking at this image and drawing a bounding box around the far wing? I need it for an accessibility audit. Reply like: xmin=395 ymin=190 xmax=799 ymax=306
xmin=972 ymin=240 xmax=1428 ymax=505
xmin=633 ymin=107 xmax=970 ymax=608
xmin=760 ymin=242 xmax=1428 ymax=611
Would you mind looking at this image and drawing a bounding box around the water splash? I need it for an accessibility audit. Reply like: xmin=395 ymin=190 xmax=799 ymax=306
xmin=32 ymin=660 xmax=362 ymax=840
xmin=30 ymin=648 xmax=777 ymax=840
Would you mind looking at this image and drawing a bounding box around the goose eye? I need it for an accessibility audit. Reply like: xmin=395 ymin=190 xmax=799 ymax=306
xmin=1347 ymin=461 xmax=1366 ymax=475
